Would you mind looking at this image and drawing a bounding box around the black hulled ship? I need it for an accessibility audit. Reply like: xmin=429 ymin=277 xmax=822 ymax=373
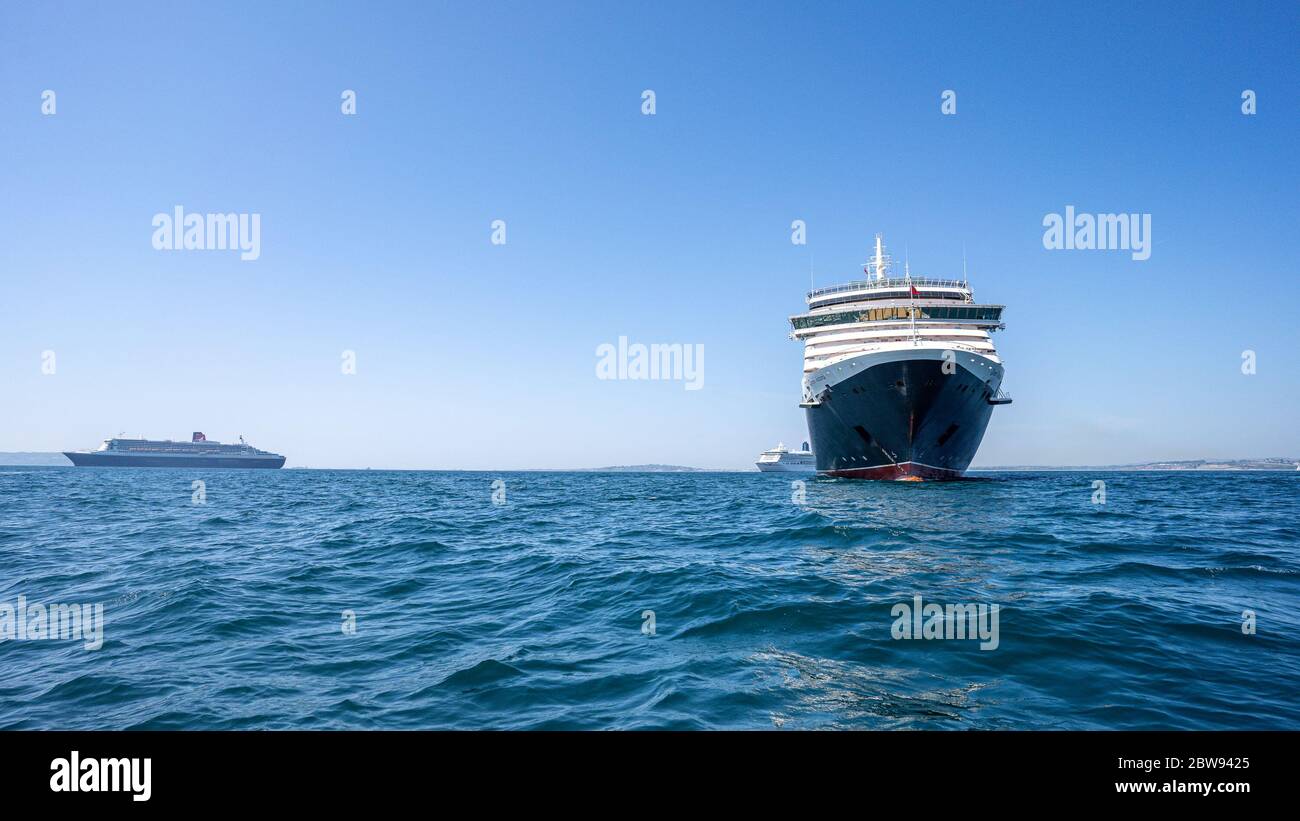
xmin=64 ymin=432 xmax=286 ymax=469
xmin=790 ymin=235 xmax=1010 ymax=480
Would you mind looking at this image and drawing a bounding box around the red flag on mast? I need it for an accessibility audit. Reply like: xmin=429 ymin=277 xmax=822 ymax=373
xmin=909 ymin=284 xmax=920 ymax=298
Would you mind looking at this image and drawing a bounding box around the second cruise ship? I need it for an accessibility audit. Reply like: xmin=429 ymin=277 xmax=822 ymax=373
xmin=64 ymin=432 xmax=286 ymax=469
xmin=790 ymin=235 xmax=1010 ymax=480
xmin=755 ymin=442 xmax=816 ymax=472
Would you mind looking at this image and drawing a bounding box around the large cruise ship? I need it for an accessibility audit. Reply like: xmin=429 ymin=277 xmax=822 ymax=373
xmin=64 ymin=432 xmax=286 ymax=469
xmin=790 ymin=235 xmax=1010 ymax=480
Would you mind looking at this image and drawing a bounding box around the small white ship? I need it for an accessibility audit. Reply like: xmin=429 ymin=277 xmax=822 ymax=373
xmin=755 ymin=442 xmax=816 ymax=472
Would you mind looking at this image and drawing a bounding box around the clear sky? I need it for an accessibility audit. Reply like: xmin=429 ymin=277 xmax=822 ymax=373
xmin=2 ymin=1 xmax=1296 ymax=469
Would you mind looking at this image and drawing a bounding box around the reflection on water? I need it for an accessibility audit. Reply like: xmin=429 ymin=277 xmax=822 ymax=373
xmin=753 ymin=647 xmax=993 ymax=728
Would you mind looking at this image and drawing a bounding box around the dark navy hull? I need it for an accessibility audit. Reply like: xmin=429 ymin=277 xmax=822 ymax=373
xmin=804 ymin=355 xmax=997 ymax=480
xmin=64 ymin=452 xmax=285 ymax=469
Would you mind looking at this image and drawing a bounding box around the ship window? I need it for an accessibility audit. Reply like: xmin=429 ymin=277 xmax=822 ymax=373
xmin=792 ymin=304 xmax=1001 ymax=331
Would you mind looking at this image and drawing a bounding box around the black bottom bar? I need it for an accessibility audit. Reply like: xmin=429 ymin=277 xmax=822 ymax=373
xmin=4 ymin=730 xmax=1284 ymax=807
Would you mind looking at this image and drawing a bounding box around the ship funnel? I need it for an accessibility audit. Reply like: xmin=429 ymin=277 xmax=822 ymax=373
xmin=802 ymin=441 xmax=810 ymax=452
xmin=192 ymin=432 xmax=206 ymax=442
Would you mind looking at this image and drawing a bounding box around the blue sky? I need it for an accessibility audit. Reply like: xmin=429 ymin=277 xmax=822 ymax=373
xmin=1 ymin=0 xmax=1296 ymax=469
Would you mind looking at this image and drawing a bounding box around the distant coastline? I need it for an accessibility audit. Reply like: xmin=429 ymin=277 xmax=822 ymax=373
xmin=576 ymin=464 xmax=713 ymax=473
xmin=972 ymin=458 xmax=1299 ymax=472
xmin=0 ymin=453 xmax=72 ymax=467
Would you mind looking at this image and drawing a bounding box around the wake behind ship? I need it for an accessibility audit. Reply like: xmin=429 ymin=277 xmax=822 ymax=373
xmin=791 ymin=235 xmax=1010 ymax=480
xmin=64 ymin=432 xmax=286 ymax=469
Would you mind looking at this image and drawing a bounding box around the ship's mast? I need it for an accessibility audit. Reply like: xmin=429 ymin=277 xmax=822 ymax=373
xmin=862 ymin=233 xmax=893 ymax=281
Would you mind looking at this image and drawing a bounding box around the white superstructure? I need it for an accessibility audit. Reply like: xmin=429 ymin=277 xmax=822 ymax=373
xmin=791 ymin=235 xmax=1009 ymax=407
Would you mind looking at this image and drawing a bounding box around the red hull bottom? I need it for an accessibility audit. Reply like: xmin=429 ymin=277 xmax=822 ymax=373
xmin=822 ymin=461 xmax=963 ymax=481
